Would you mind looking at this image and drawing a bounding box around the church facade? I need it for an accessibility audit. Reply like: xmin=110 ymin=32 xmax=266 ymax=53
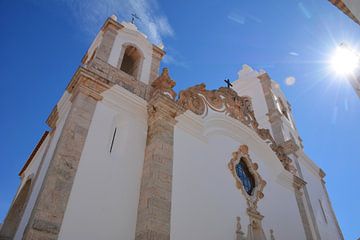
xmin=0 ymin=16 xmax=344 ymax=240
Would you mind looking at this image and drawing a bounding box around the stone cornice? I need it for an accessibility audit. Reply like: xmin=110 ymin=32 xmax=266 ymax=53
xmin=101 ymin=17 xmax=124 ymax=33
xmin=280 ymin=139 xmax=299 ymax=155
xmin=319 ymin=168 xmax=326 ymax=179
xmin=18 ymin=131 xmax=49 ymax=176
xmin=66 ymin=67 xmax=113 ymax=101
xmin=293 ymin=175 xmax=307 ymax=190
xmin=46 ymin=106 xmax=59 ymax=130
xmin=152 ymin=44 xmax=166 ymax=57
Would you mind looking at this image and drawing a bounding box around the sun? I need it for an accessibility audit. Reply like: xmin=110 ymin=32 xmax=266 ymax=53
xmin=330 ymin=44 xmax=359 ymax=75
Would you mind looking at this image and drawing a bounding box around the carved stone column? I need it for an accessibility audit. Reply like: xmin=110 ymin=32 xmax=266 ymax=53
xmin=135 ymin=91 xmax=178 ymax=240
xmin=22 ymin=75 xmax=109 ymax=240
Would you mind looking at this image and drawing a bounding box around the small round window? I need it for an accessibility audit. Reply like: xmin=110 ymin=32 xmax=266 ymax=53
xmin=235 ymin=157 xmax=255 ymax=195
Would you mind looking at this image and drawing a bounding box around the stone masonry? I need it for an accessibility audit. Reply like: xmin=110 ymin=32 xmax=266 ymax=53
xmin=135 ymin=92 xmax=179 ymax=240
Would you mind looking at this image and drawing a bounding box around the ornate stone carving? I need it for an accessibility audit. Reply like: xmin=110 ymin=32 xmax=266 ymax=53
xmin=235 ymin=216 xmax=246 ymax=240
xmin=270 ymin=229 xmax=276 ymax=240
xmin=228 ymin=145 xmax=266 ymax=211
xmin=178 ymin=83 xmax=296 ymax=174
xmin=151 ymin=67 xmax=176 ymax=99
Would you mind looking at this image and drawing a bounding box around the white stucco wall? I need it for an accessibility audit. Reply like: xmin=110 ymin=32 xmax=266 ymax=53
xmin=233 ymin=65 xmax=271 ymax=131
xmin=58 ymin=86 xmax=147 ymax=240
xmin=297 ymin=153 xmax=343 ymax=240
xmin=171 ymin=110 xmax=306 ymax=240
xmin=107 ymin=23 xmax=153 ymax=84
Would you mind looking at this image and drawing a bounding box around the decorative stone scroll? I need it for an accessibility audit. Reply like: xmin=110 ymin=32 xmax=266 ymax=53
xmin=150 ymin=67 xmax=176 ymax=99
xmin=177 ymin=83 xmax=296 ymax=173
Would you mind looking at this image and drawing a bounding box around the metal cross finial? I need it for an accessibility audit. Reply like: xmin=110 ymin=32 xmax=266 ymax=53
xmin=131 ymin=13 xmax=140 ymax=24
xmin=224 ymin=79 xmax=233 ymax=88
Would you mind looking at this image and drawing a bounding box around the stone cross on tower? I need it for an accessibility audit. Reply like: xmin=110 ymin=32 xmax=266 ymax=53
xmin=131 ymin=13 xmax=140 ymax=24
xmin=224 ymin=78 xmax=233 ymax=88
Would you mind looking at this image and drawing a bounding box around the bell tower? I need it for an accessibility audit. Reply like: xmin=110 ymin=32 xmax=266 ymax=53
xmin=15 ymin=15 xmax=167 ymax=240
xmin=82 ymin=15 xmax=165 ymax=86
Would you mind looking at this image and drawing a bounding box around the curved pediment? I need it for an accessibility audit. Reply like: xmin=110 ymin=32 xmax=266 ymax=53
xmin=176 ymin=83 xmax=296 ymax=174
xmin=149 ymin=69 xmax=296 ymax=174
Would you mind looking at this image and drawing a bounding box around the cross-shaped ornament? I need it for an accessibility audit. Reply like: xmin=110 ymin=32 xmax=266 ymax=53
xmin=224 ymin=79 xmax=233 ymax=88
xmin=131 ymin=13 xmax=140 ymax=24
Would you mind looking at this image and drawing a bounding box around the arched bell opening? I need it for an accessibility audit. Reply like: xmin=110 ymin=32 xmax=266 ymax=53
xmin=119 ymin=45 xmax=143 ymax=79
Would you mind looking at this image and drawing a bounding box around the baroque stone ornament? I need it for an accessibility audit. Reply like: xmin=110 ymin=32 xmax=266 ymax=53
xmin=177 ymin=83 xmax=296 ymax=174
xmin=228 ymin=145 xmax=266 ymax=211
xmin=229 ymin=145 xmax=268 ymax=240
xmin=151 ymin=67 xmax=176 ymax=99
xmin=235 ymin=216 xmax=246 ymax=240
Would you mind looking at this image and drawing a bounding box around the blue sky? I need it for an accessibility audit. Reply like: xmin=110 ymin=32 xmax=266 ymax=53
xmin=0 ymin=0 xmax=359 ymax=239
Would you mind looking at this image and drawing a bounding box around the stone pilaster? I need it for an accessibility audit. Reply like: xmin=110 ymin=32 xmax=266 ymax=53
xmin=258 ymin=73 xmax=285 ymax=145
xmin=95 ymin=19 xmax=121 ymax=63
xmin=293 ymin=175 xmax=314 ymax=240
xmin=149 ymin=45 xmax=165 ymax=84
xmin=22 ymin=75 xmax=109 ymax=240
xmin=135 ymin=92 xmax=178 ymax=240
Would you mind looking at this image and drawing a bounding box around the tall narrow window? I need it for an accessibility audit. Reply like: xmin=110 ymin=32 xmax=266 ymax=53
xmin=235 ymin=157 xmax=255 ymax=195
xmin=120 ymin=46 xmax=142 ymax=78
xmin=110 ymin=128 xmax=117 ymax=153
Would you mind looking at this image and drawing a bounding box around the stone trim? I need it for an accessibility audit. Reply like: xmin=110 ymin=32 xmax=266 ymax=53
xmin=22 ymin=74 xmax=109 ymax=240
xmin=319 ymin=169 xmax=344 ymax=240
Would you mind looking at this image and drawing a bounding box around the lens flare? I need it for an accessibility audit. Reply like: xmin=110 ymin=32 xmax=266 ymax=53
xmin=330 ymin=45 xmax=359 ymax=75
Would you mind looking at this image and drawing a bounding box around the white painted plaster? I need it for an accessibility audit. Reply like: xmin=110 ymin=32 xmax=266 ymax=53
xmin=58 ymin=87 xmax=147 ymax=240
xmin=171 ymin=110 xmax=307 ymax=240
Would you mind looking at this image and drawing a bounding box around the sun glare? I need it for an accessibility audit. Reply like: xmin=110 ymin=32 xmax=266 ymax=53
xmin=330 ymin=45 xmax=359 ymax=75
